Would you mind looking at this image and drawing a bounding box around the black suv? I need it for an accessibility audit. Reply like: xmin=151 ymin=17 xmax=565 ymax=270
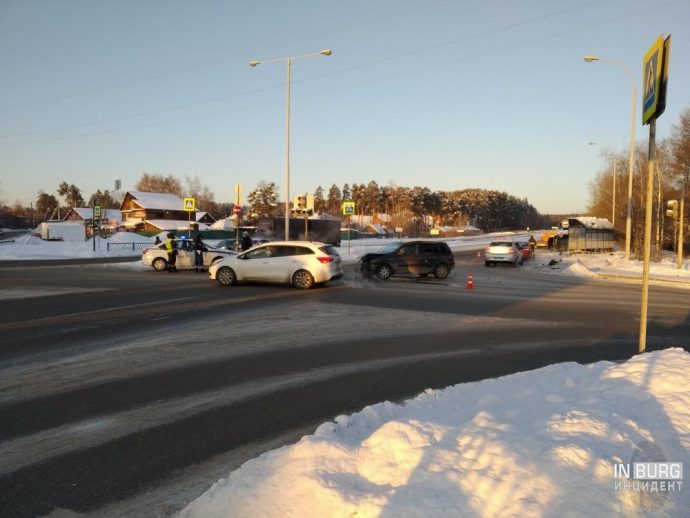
xmin=359 ymin=240 xmax=455 ymax=280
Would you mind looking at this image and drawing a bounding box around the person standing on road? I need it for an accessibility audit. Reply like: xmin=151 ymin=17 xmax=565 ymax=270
xmin=193 ymin=234 xmax=207 ymax=273
xmin=241 ymin=231 xmax=253 ymax=252
xmin=165 ymin=233 xmax=178 ymax=273
xmin=528 ymin=235 xmax=537 ymax=254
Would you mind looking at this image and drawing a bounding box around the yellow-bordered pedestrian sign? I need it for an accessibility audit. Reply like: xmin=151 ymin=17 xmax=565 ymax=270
xmin=642 ymin=35 xmax=665 ymax=125
xmin=342 ymin=201 xmax=355 ymax=216
xmin=183 ymin=197 xmax=196 ymax=212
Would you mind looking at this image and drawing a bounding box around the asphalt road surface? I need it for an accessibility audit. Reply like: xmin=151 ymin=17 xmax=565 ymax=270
xmin=1 ymin=253 xmax=689 ymax=517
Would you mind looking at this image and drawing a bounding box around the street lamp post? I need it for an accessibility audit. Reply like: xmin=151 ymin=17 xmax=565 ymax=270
xmin=250 ymin=49 xmax=332 ymax=240
xmin=584 ymin=55 xmax=637 ymax=260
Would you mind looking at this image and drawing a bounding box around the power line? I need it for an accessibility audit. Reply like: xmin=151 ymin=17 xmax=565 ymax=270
xmin=0 ymin=0 xmax=609 ymax=140
xmin=1 ymin=0 xmax=679 ymax=146
xmin=0 ymin=3 xmax=429 ymax=111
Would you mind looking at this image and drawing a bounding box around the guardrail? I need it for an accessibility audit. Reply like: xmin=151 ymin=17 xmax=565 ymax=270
xmin=106 ymin=242 xmax=153 ymax=252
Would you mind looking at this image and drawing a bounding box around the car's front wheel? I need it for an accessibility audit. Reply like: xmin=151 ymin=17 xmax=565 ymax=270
xmin=433 ymin=263 xmax=450 ymax=279
xmin=375 ymin=264 xmax=392 ymax=280
xmin=216 ymin=266 xmax=237 ymax=286
xmin=292 ymin=269 xmax=314 ymax=290
xmin=152 ymin=258 xmax=167 ymax=271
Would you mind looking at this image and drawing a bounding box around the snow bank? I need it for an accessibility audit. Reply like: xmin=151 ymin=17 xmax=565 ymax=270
xmin=180 ymin=349 xmax=690 ymax=518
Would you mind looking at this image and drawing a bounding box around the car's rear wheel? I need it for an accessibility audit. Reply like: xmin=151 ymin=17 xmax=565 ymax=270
xmin=375 ymin=264 xmax=392 ymax=280
xmin=292 ymin=269 xmax=314 ymax=290
xmin=152 ymin=258 xmax=167 ymax=271
xmin=433 ymin=263 xmax=449 ymax=279
xmin=216 ymin=266 xmax=237 ymax=286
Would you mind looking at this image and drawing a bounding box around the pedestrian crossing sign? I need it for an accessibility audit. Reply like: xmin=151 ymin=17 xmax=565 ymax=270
xmin=642 ymin=35 xmax=665 ymax=125
xmin=342 ymin=201 xmax=355 ymax=216
xmin=183 ymin=197 xmax=195 ymax=211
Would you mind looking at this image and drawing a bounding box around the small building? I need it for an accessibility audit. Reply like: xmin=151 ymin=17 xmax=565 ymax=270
xmin=361 ymin=223 xmax=388 ymax=238
xmin=561 ymin=217 xmax=615 ymax=252
xmin=63 ymin=207 xmax=122 ymax=236
xmin=196 ymin=211 xmax=216 ymax=225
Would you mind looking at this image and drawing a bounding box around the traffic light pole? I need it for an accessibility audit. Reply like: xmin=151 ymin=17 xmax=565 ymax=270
xmin=679 ymin=174 xmax=686 ymax=270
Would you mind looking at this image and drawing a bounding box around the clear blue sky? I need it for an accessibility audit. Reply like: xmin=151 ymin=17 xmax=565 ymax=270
xmin=1 ymin=0 xmax=689 ymax=214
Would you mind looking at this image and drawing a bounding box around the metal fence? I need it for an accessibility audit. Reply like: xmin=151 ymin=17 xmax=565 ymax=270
xmin=106 ymin=242 xmax=153 ymax=252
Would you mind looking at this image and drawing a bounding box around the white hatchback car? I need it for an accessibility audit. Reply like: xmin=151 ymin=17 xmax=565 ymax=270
xmin=209 ymin=241 xmax=344 ymax=289
xmin=141 ymin=239 xmax=235 ymax=271
xmin=484 ymin=241 xmax=522 ymax=266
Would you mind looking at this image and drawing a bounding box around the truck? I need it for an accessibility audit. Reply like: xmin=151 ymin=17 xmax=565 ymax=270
xmin=257 ymin=217 xmax=341 ymax=246
xmin=39 ymin=222 xmax=86 ymax=242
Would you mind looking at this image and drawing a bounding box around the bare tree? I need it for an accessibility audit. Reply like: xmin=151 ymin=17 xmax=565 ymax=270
xmin=135 ymin=173 xmax=182 ymax=196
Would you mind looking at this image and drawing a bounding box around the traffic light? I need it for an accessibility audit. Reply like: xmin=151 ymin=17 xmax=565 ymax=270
xmin=666 ymin=200 xmax=678 ymax=219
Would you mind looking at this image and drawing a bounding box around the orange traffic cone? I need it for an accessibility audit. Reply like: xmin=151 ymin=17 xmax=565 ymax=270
xmin=467 ymin=273 xmax=474 ymax=290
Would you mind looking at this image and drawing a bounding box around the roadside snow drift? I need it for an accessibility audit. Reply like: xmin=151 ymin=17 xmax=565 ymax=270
xmin=180 ymin=349 xmax=690 ymax=518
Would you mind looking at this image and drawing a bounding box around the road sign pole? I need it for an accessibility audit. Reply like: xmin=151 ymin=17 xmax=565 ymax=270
xmin=639 ymin=117 xmax=657 ymax=353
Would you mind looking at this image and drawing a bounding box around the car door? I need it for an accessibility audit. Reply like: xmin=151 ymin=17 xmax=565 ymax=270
xmin=418 ymin=243 xmax=439 ymax=274
xmin=393 ymin=243 xmax=418 ymax=274
xmin=272 ymin=245 xmax=305 ymax=282
xmin=175 ymin=240 xmax=194 ymax=267
xmin=240 ymin=245 xmax=288 ymax=283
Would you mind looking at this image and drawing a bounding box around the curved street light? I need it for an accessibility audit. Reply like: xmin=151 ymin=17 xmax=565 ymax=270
xmin=250 ymin=50 xmax=332 ymax=240
xmin=584 ymin=55 xmax=637 ymax=260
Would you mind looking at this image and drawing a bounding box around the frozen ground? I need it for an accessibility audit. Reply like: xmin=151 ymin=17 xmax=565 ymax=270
xmin=2 ymin=230 xmax=689 ymax=516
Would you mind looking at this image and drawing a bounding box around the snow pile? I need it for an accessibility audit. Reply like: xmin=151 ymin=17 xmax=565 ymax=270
xmin=526 ymin=251 xmax=690 ymax=284
xmin=181 ymin=349 xmax=690 ymax=518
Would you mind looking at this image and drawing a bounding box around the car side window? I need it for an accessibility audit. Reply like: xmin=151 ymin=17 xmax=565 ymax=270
xmin=399 ymin=244 xmax=417 ymax=256
xmin=294 ymin=247 xmax=313 ymax=256
xmin=245 ymin=247 xmax=272 ymax=259
xmin=273 ymin=246 xmax=296 ymax=257
xmin=420 ymin=243 xmax=438 ymax=254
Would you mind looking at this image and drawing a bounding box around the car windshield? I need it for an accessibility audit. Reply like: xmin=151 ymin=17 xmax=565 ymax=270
xmin=490 ymin=241 xmax=513 ymax=247
xmin=377 ymin=241 xmax=403 ymax=253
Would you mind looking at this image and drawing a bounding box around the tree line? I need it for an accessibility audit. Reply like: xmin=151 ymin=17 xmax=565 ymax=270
xmin=587 ymin=105 xmax=690 ymax=258
xmin=2 ymin=172 xmax=550 ymax=233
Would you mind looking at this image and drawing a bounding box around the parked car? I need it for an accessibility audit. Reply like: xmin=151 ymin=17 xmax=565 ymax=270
xmin=359 ymin=240 xmax=455 ymax=281
xmin=141 ymin=239 xmax=236 ymax=271
xmin=484 ymin=241 xmax=522 ymax=266
xmin=515 ymin=241 xmax=532 ymax=261
xmin=209 ymin=241 xmax=343 ymax=289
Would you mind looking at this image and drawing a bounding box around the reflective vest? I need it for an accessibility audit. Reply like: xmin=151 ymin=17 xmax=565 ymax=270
xmin=165 ymin=238 xmax=175 ymax=254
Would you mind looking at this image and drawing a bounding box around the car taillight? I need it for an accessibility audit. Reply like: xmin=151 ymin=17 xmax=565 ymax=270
xmin=317 ymin=256 xmax=334 ymax=264
xmin=143 ymin=248 xmax=149 ymax=253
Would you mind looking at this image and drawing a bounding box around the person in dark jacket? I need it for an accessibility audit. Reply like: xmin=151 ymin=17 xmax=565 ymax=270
xmin=193 ymin=234 xmax=207 ymax=272
xmin=164 ymin=233 xmax=177 ymax=273
xmin=241 ymin=231 xmax=253 ymax=252
xmin=528 ymin=235 xmax=537 ymax=254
